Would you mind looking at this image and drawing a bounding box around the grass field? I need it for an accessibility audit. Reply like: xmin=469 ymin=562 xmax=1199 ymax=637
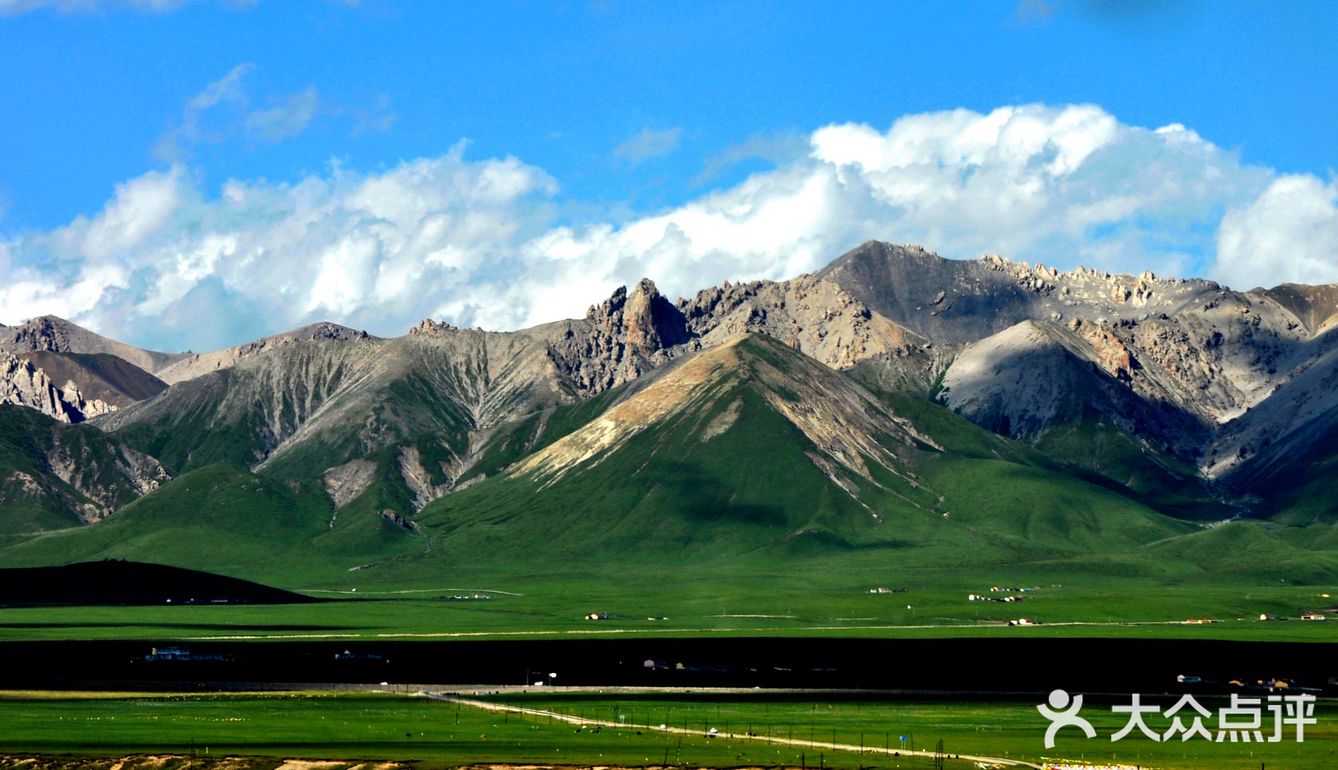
xmin=478 ymin=691 xmax=1338 ymax=770
xmin=3 ymin=572 xmax=1338 ymax=642
xmin=3 ymin=690 xmax=1337 ymax=769
xmin=0 ymin=691 xmax=957 ymax=769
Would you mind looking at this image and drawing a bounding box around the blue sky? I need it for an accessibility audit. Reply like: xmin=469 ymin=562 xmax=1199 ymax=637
xmin=2 ymin=0 xmax=1337 ymax=351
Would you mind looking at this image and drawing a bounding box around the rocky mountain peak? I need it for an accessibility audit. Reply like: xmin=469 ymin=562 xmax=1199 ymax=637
xmin=585 ymin=279 xmax=691 ymax=355
xmin=1 ymin=315 xmax=185 ymax=375
xmin=626 ymin=278 xmax=691 ymax=354
xmin=519 ymin=333 xmax=935 ymax=489
xmin=410 ymin=318 xmax=460 ymax=336
xmin=631 ymin=277 xmax=660 ymax=297
xmin=155 ymin=321 xmax=377 ymax=384
xmin=4 ymin=315 xmax=77 ymax=354
xmin=1259 ymin=283 xmax=1338 ymax=336
xmin=301 ymin=321 xmax=372 ymax=341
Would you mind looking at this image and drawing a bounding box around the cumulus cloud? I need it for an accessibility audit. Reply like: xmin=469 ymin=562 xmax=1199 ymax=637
xmin=805 ymin=106 xmax=1272 ymax=277
xmin=3 ymin=143 xmax=559 ymax=350
xmin=613 ymin=127 xmax=682 ymax=165
xmin=1 ymin=103 xmax=1326 ymax=352
xmin=1215 ymin=175 xmax=1338 ymax=289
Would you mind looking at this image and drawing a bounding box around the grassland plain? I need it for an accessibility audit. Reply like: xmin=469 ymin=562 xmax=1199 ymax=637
xmin=0 ymin=691 xmax=958 ymax=769
xmin=3 ymin=571 xmax=1338 ymax=642
xmin=478 ymin=691 xmax=1338 ymax=769
xmin=3 ymin=690 xmax=1337 ymax=769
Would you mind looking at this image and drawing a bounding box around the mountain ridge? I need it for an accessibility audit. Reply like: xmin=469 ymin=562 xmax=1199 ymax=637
xmin=3 ymin=241 xmax=1337 ymax=531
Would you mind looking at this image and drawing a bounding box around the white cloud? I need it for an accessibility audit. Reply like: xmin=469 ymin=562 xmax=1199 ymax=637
xmin=1215 ymin=175 xmax=1338 ymax=289
xmin=1 ymin=103 xmax=1327 ymax=352
xmin=155 ymin=64 xmax=254 ymax=161
xmin=157 ymin=66 xmax=327 ymax=160
xmin=613 ymin=127 xmax=682 ymax=165
xmin=692 ymin=132 xmax=809 ymax=186
xmin=806 ymin=105 xmax=1270 ymax=270
xmin=0 ymin=262 xmax=130 ymax=324
xmin=79 ymin=167 xmax=188 ymax=260
xmin=245 ymin=86 xmax=320 ymax=143
xmin=2 ymin=144 xmax=561 ymax=349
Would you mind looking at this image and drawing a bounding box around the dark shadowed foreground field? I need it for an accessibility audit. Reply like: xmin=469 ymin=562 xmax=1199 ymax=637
xmin=3 ymin=636 xmax=1338 ymax=696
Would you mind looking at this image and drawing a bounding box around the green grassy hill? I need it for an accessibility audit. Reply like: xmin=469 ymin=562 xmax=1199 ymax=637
xmin=0 ymin=463 xmax=338 ymax=581
xmin=403 ymin=335 xmax=1191 ymax=580
xmin=0 ymin=405 xmax=168 ymax=534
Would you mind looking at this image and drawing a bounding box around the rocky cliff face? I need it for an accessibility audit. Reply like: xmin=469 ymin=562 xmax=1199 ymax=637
xmin=537 ymin=278 xmax=700 ymax=395
xmin=678 ymin=273 xmax=925 ymax=369
xmin=820 ymin=242 xmax=1338 ymax=483
xmin=940 ymin=320 xmax=1210 ymax=458
xmin=0 ymin=353 xmax=115 ymax=423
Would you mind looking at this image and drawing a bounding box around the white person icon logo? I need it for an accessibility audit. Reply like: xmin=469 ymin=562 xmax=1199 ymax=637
xmin=1037 ymin=689 xmax=1097 ymax=749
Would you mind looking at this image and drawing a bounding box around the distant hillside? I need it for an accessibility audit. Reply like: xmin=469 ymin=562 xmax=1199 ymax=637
xmin=0 ymin=405 xmax=169 ymax=533
xmin=0 ymin=560 xmax=317 ymax=606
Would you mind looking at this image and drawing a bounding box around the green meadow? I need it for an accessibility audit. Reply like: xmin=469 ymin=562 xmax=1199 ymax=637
xmin=3 ymin=690 xmax=1337 ymax=769
xmin=3 ymin=573 xmax=1338 ymax=643
xmin=481 ymin=691 xmax=1338 ymax=770
xmin=0 ymin=691 xmax=949 ymax=769
xmin=3 ymin=567 xmax=1338 ymax=642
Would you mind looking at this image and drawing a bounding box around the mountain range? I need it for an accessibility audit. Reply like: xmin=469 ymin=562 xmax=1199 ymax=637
xmin=3 ymin=241 xmax=1337 ymax=585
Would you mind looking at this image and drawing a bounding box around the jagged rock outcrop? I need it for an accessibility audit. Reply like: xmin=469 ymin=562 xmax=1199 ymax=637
xmin=0 ymin=352 xmax=114 ymax=422
xmin=678 ymin=274 xmax=925 ymax=369
xmin=0 ymin=317 xmax=179 ymax=420
xmin=541 ymin=278 xmax=699 ymax=394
